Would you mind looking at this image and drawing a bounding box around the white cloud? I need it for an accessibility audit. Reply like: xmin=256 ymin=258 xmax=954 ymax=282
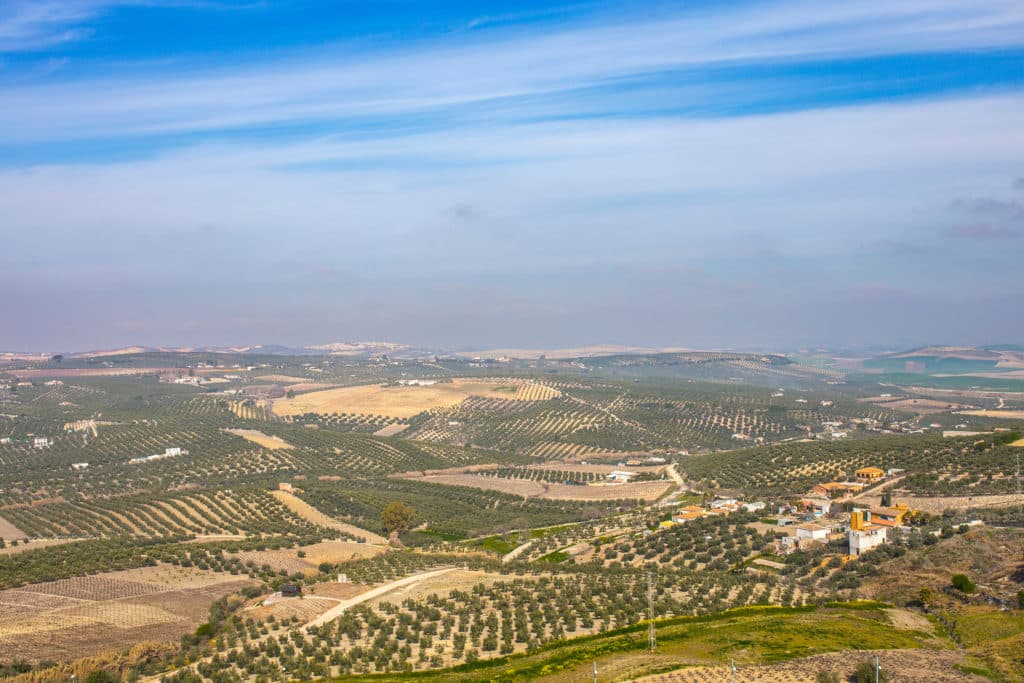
xmin=1 ymin=0 xmax=1022 ymax=141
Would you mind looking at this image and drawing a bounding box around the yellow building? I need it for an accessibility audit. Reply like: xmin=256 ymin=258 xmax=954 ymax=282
xmin=855 ymin=466 xmax=885 ymax=482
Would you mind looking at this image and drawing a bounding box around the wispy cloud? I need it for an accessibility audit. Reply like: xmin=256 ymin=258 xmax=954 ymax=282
xmin=2 ymin=0 xmax=1023 ymax=144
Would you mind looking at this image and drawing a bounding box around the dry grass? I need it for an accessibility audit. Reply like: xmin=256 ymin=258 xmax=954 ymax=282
xmin=270 ymin=379 xmax=558 ymax=419
xmin=270 ymin=489 xmax=388 ymax=544
xmin=1010 ymin=438 xmax=1024 ymax=447
xmin=223 ymin=428 xmax=293 ymax=450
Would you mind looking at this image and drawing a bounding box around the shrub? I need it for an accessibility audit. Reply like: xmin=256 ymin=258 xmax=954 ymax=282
xmin=951 ymin=574 xmax=975 ymax=593
xmin=851 ymin=658 xmax=889 ymax=683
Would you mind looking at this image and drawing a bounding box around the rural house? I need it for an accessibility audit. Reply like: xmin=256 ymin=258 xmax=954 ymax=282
xmin=847 ymin=509 xmax=888 ymax=556
xmin=855 ymin=466 xmax=885 ymax=482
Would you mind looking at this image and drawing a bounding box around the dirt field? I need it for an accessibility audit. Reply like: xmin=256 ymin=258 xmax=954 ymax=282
xmin=0 ymin=513 xmax=28 ymax=541
xmin=0 ymin=565 xmax=252 ymax=663
xmin=540 ymin=480 xmax=673 ymax=501
xmin=418 ymin=474 xmax=547 ymax=498
xmin=373 ymin=423 xmax=409 ymax=437
xmin=270 ymin=489 xmax=388 ymax=544
xmin=270 ymin=379 xmax=559 ymax=419
xmin=624 ymin=649 xmax=981 ymax=683
xmin=960 ymin=409 xmax=1024 ymax=419
xmin=223 ymin=428 xmax=293 ymax=450
xmin=412 ymin=473 xmax=671 ymax=501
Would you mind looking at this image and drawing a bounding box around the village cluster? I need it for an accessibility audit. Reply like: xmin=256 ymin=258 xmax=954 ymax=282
xmin=662 ymin=465 xmax=934 ymax=558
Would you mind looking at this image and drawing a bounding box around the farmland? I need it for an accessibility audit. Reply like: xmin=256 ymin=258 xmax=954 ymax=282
xmin=0 ymin=348 xmax=1022 ymax=682
xmin=270 ymin=379 xmax=562 ymax=420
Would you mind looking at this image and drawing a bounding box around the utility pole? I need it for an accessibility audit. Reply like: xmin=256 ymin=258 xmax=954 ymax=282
xmin=593 ymin=660 xmax=598 ymax=683
xmin=730 ymin=658 xmax=736 ymax=683
xmin=647 ymin=570 xmax=656 ymax=652
xmin=875 ymin=655 xmax=880 ymax=683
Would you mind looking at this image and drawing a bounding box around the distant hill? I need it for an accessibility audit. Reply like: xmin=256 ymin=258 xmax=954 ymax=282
xmin=861 ymin=345 xmax=1024 ymax=376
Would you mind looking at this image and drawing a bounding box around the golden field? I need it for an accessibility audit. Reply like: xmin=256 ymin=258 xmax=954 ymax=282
xmin=270 ymin=379 xmax=560 ymax=419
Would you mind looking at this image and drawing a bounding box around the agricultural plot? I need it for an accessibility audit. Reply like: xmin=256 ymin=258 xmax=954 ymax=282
xmin=296 ymin=479 xmax=625 ymax=539
xmin=0 ymin=488 xmax=329 ymax=540
xmin=270 ymin=379 xmax=561 ymax=420
xmin=0 ymin=565 xmax=252 ymax=663
xmin=223 ymin=428 xmax=293 ymax=449
xmin=681 ymin=433 xmax=1024 ymax=497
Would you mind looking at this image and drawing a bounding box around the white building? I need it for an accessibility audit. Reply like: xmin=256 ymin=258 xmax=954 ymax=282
xmin=606 ymin=470 xmax=637 ymax=483
xmin=849 ymin=526 xmax=887 ymax=556
xmin=795 ymin=523 xmax=830 ymax=542
xmin=71 ymin=462 xmax=89 ymax=471
xmin=742 ymin=501 xmax=766 ymax=513
xmin=33 ymin=437 xmax=51 ymax=449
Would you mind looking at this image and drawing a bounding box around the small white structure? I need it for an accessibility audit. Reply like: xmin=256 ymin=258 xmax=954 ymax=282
xmin=742 ymin=501 xmax=766 ymax=513
xmin=71 ymin=462 xmax=89 ymax=471
xmin=33 ymin=437 xmax=52 ymax=449
xmin=398 ymin=379 xmax=437 ymax=386
xmin=820 ymin=400 xmax=834 ymax=407
xmin=795 ymin=523 xmax=830 ymax=542
xmin=129 ymin=446 xmax=186 ymax=464
xmin=606 ymin=470 xmax=637 ymax=483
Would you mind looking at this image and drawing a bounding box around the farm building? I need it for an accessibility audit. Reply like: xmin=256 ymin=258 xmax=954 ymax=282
xmin=811 ymin=481 xmax=864 ymax=498
xmin=70 ymin=462 xmax=89 ymax=471
xmin=855 ymin=466 xmax=885 ymax=482
xmin=868 ymin=505 xmax=909 ymax=527
xmin=33 ymin=437 xmax=52 ymax=449
xmin=280 ymin=584 xmax=302 ymax=597
xmin=848 ymin=509 xmax=888 ymax=557
xmin=605 ymin=470 xmax=637 ymax=483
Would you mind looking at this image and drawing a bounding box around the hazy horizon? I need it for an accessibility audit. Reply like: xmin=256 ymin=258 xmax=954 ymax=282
xmin=3 ymin=1 xmax=1023 ymax=350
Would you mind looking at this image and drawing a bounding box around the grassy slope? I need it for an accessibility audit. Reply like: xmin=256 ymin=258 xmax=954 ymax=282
xmin=326 ymin=603 xmax=949 ymax=682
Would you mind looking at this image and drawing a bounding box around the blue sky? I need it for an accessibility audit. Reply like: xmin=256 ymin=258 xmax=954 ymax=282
xmin=2 ymin=0 xmax=1023 ymax=351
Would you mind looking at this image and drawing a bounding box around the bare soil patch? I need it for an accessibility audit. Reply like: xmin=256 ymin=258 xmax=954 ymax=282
xmin=0 ymin=513 xmax=28 ymax=541
xmin=224 ymin=428 xmax=293 ymax=450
